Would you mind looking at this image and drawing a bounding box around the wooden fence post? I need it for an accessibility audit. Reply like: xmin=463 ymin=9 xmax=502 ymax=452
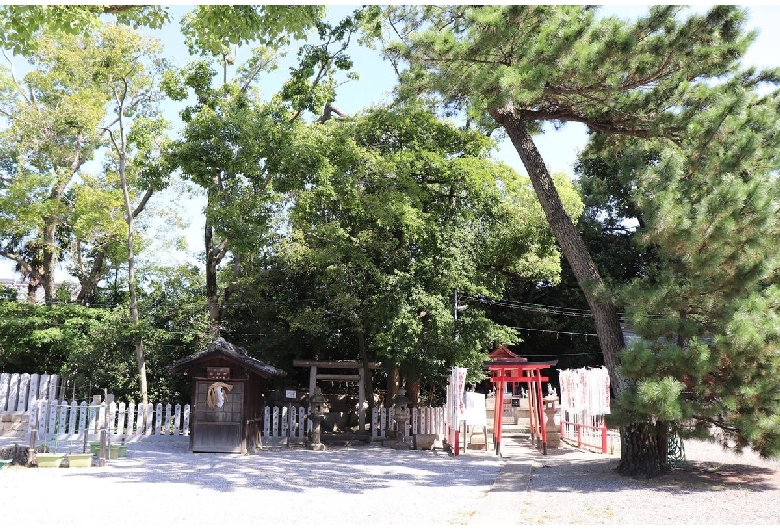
xmin=183 ymin=404 xmax=191 ymax=436
xmin=174 ymin=403 xmax=182 ymax=436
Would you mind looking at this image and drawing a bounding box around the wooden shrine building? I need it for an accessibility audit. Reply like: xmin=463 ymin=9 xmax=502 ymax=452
xmin=169 ymin=337 xmax=286 ymax=453
xmin=484 ymin=345 xmax=557 ymax=455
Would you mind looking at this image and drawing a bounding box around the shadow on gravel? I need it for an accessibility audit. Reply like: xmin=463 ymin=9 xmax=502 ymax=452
xmin=90 ymin=441 xmax=503 ymax=494
xmin=526 ymin=457 xmax=779 ymax=494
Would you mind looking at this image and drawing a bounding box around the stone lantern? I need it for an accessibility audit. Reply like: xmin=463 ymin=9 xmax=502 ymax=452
xmin=392 ymin=387 xmax=411 ymax=449
xmin=542 ymin=392 xmax=561 ymax=449
xmin=307 ymin=386 xmax=328 ymax=451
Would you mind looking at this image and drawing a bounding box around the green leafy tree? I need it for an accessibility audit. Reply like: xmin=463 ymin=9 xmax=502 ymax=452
xmin=381 ymin=4 xmax=776 ymax=475
xmin=0 ymin=299 xmax=132 ymax=399
xmin=93 ymin=24 xmax=173 ymax=407
xmin=225 ymin=104 xmax=582 ymax=406
xmin=0 ymin=5 xmax=322 ymax=57
xmin=0 ymin=264 xmax=210 ymax=403
xmin=166 ymin=8 xmax=374 ymax=335
xmin=0 ymin=30 xmax=109 ymax=303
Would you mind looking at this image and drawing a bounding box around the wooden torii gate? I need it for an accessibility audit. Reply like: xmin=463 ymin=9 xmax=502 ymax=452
xmin=292 ymin=360 xmax=381 ymax=434
xmin=484 ymin=345 xmax=557 ymax=455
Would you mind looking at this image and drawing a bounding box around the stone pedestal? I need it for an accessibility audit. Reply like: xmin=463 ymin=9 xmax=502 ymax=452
xmin=413 ymin=434 xmax=438 ymax=450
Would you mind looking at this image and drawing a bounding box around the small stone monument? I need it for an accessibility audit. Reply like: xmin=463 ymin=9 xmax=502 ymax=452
xmin=391 ymin=387 xmax=411 ymax=450
xmin=307 ymin=387 xmax=328 ymax=451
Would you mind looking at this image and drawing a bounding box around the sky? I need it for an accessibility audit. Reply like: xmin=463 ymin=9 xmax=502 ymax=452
xmin=2 ymin=4 xmax=780 ymax=281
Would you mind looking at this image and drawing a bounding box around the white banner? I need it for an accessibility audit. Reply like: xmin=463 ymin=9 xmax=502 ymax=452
xmin=450 ymin=366 xmax=468 ymax=423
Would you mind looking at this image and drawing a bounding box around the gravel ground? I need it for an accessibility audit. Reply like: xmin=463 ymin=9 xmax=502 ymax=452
xmin=503 ymin=438 xmax=780 ymax=526
xmin=1 ymin=437 xmax=778 ymax=526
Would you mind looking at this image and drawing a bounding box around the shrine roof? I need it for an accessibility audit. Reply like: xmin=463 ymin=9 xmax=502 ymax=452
xmin=489 ymin=344 xmax=528 ymax=362
xmin=168 ymin=337 xmax=286 ymax=378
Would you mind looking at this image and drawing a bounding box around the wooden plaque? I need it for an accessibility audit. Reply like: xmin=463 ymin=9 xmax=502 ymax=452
xmin=206 ymin=367 xmax=230 ymax=380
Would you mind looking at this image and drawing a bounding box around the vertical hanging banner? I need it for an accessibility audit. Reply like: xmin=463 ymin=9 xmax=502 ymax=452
xmin=448 ymin=366 xmax=467 ymax=455
xmin=451 ymin=366 xmax=468 ymax=423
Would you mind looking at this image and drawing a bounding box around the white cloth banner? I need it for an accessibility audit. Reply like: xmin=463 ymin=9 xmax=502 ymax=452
xmin=559 ymin=366 xmax=611 ymax=415
xmin=450 ymin=367 xmax=468 ymax=424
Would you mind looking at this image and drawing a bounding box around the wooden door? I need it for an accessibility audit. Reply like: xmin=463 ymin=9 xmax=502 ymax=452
xmin=192 ymin=380 xmax=244 ymax=453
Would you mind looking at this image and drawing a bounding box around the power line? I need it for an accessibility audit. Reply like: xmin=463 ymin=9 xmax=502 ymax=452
xmin=510 ymin=326 xmax=598 ymax=339
xmin=463 ymin=296 xmax=594 ymax=318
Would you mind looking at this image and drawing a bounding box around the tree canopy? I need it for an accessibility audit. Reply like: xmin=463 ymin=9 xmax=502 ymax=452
xmin=221 ymin=103 xmax=582 ymax=402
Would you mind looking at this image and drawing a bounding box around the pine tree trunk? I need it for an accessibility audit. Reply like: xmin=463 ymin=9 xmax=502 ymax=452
xmin=489 ymin=106 xmax=674 ymax=477
xmin=490 ymin=106 xmax=627 ymax=395
xmin=617 ymin=421 xmax=669 ymax=477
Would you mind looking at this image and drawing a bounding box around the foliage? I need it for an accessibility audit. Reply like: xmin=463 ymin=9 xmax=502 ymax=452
xmin=223 ymin=104 xmax=582 ymax=394
xmin=181 ymin=5 xmax=324 ymax=57
xmin=377 ymin=5 xmax=780 ymax=472
xmin=614 ymin=87 xmax=780 ymax=456
xmin=0 ymin=24 xmax=172 ymax=305
xmin=0 ymin=28 xmax=111 ymax=302
xmin=0 ymin=300 xmax=131 ymax=399
xmin=0 ymin=264 xmax=210 ymax=403
xmin=0 ymin=5 xmax=322 ymax=58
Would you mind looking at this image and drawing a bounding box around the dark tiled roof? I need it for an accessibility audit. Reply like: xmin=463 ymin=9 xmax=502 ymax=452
xmin=168 ymin=337 xmax=286 ymax=378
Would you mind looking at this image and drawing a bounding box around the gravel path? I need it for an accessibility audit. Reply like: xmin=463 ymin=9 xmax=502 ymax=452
xmin=498 ymin=439 xmax=780 ymax=525
xmin=1 ymin=437 xmax=778 ymax=526
xmin=0 ymin=440 xmax=502 ymax=526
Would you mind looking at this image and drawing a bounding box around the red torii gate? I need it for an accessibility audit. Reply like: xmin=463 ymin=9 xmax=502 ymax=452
xmin=484 ymin=345 xmax=558 ymax=455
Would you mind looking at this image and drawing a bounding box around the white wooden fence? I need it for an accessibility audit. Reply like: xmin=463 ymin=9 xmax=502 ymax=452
xmin=27 ymin=399 xmax=190 ymax=446
xmin=261 ymin=405 xmax=444 ymax=444
xmin=23 ymin=396 xmax=443 ymax=447
xmin=0 ymin=373 xmax=60 ymax=413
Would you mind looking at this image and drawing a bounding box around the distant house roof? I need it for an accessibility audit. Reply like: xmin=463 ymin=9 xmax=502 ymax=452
xmin=0 ymin=277 xmax=78 ymax=303
xmin=168 ymin=337 xmax=286 ymax=378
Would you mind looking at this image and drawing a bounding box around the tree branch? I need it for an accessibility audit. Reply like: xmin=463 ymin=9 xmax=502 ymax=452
xmin=317 ymin=102 xmax=348 ymax=123
xmin=131 ymin=187 xmax=154 ymax=219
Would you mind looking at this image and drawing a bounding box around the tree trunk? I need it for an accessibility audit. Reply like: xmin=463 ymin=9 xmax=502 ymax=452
xmin=617 ymin=421 xmax=669 ymax=477
xmin=76 ymin=250 xmax=105 ymax=304
xmin=222 ymin=254 xmax=243 ymax=314
xmin=356 ymin=328 xmax=375 ymax=411
xmin=119 ymin=127 xmax=147 ymax=407
xmin=26 ymin=275 xmax=40 ymax=304
xmin=489 ymin=107 xmax=673 ymax=477
xmin=386 ymin=365 xmax=400 ymax=408
xmin=205 ymin=221 xmax=222 ymax=337
xmin=490 ymin=106 xmax=627 ymax=396
xmin=42 ymin=222 xmax=57 ymax=305
xmin=405 ymin=377 xmax=421 ymax=408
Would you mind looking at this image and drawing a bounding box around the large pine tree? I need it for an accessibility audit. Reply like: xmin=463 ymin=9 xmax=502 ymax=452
xmin=617 ymin=84 xmax=780 ymax=463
